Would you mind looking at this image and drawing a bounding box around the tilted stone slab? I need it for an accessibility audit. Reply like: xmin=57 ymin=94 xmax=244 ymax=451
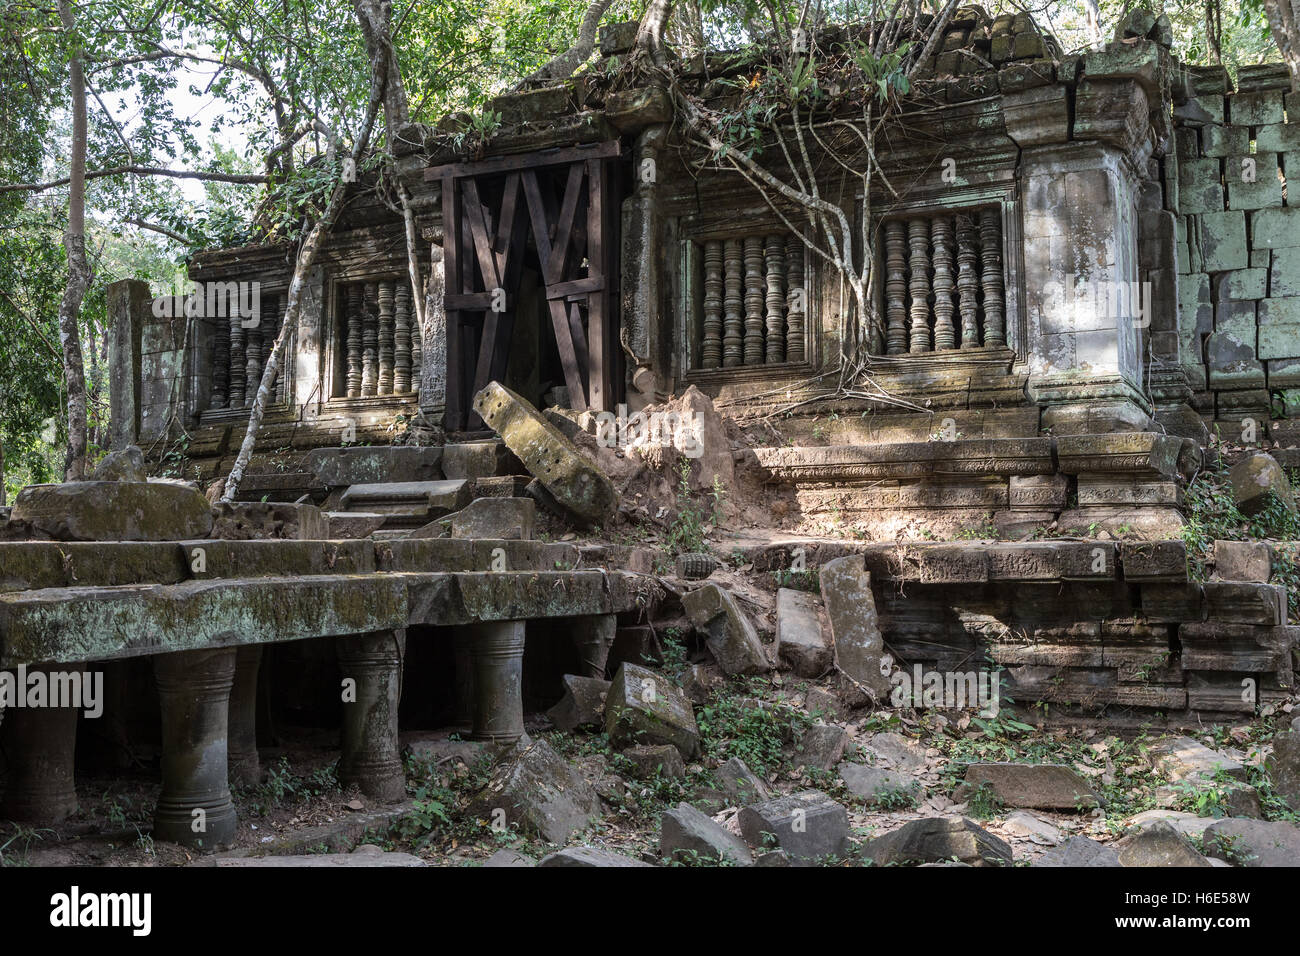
xmin=956 ymin=763 xmax=1105 ymax=810
xmin=754 ymin=438 xmax=1054 ymax=482
xmin=305 ymin=446 xmax=445 ymax=487
xmin=682 ymin=583 xmax=770 ymax=675
xmin=0 ymin=574 xmax=408 ymax=666
xmin=546 ymin=674 xmax=610 ymax=732
xmin=775 ymin=587 xmax=831 ymax=677
xmin=820 ymin=555 xmax=891 ymax=704
xmin=604 ymin=663 xmax=699 ymax=759
xmin=1055 ymin=433 xmax=1182 ymax=477
xmin=861 ymin=816 xmax=1013 ymax=867
xmin=11 ymin=481 xmax=213 ymax=541
xmin=660 ymin=803 xmax=753 ymax=865
xmin=537 ymin=846 xmax=654 ymax=867
xmin=473 ymin=382 xmax=616 ymax=524
xmin=466 ymin=738 xmax=602 ymax=845
xmin=450 ymin=497 xmax=534 ymax=540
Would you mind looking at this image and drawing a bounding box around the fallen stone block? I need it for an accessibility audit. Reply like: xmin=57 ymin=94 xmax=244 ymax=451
xmin=837 ymin=762 xmax=919 ymax=806
xmin=1036 ymin=835 xmax=1121 ymax=867
xmin=1229 ymin=451 xmax=1297 ymax=515
xmin=340 ymin=480 xmax=470 ymax=518
xmin=1203 ymin=817 xmax=1300 ymax=866
xmin=1116 ymin=820 xmax=1213 ymax=866
xmin=682 ymin=583 xmax=770 ymax=676
xmin=714 ymin=757 xmax=771 ymax=805
xmin=680 ymin=664 xmax=719 ymax=705
xmin=474 ymin=382 xmax=616 ymax=524
xmin=956 ymin=763 xmax=1105 ymax=810
xmin=786 ymin=722 xmax=848 ymax=771
xmin=210 ymin=501 xmax=327 ymax=540
xmin=861 ymin=731 xmax=928 ymax=772
xmin=604 ymin=663 xmax=700 ymax=759
xmin=442 ymin=440 xmax=512 ymax=480
xmin=91 ymin=445 xmax=147 ymax=482
xmin=11 ymin=481 xmax=213 ymax=541
xmin=1125 ymin=809 xmax=1217 ymax=838
xmin=660 ymin=803 xmax=753 ymax=866
xmin=819 ymin=554 xmax=891 ymax=704
xmin=537 ymin=846 xmax=655 ymax=867
xmin=466 ymin=738 xmax=602 ymax=844
xmin=1147 ymin=736 xmax=1247 ymax=782
xmin=620 ymin=744 xmax=686 ymax=780
xmin=861 ymin=816 xmax=1013 ymax=867
xmin=1212 ymin=540 xmax=1273 ymax=582
xmin=803 ymin=686 xmax=847 ymax=720
xmin=776 ymin=588 xmax=832 ymax=678
xmin=1001 ymin=810 xmax=1062 ymax=845
xmin=450 ymin=497 xmax=534 ymax=540
xmin=546 ymin=675 xmax=610 ymax=732
xmin=737 ymin=790 xmax=849 ymax=862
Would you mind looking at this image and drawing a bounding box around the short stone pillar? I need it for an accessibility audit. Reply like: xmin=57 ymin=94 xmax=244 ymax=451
xmin=571 ymin=614 xmax=615 ymax=679
xmin=106 ymin=279 xmax=148 ymax=450
xmin=227 ymin=645 xmax=263 ymax=787
xmin=467 ymin=621 xmax=526 ymax=744
xmin=0 ymin=663 xmax=85 ymax=823
xmin=336 ymin=630 xmax=406 ymax=802
xmin=153 ymin=648 xmax=238 ymax=848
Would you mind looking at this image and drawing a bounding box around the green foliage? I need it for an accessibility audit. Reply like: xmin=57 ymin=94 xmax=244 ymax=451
xmin=238 ymin=757 xmax=341 ymax=817
xmin=666 ymin=458 xmax=719 ymax=556
xmin=695 ymin=679 xmax=814 ymax=774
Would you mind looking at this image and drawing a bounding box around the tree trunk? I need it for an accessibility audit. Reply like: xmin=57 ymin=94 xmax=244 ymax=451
xmin=1265 ymin=0 xmax=1300 ymax=92
xmin=523 ymin=0 xmax=615 ymax=84
xmin=57 ymin=0 xmax=92 ymax=482
xmin=352 ymin=0 xmax=410 ymax=132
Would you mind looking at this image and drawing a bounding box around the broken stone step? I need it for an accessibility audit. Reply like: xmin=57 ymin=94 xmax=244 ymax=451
xmin=305 ymin=446 xmax=445 ymax=487
xmin=339 ymin=480 xmax=470 ymax=520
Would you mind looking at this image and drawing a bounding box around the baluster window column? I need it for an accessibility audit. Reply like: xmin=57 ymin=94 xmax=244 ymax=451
xmin=333 ymin=277 xmax=419 ymax=398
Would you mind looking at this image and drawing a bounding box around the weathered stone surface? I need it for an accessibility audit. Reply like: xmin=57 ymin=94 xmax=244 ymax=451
xmin=1228 ymin=452 xmax=1296 ymax=515
xmin=1036 ymin=835 xmax=1121 ymax=867
xmin=213 ymin=850 xmax=425 ymax=867
xmin=786 ymin=722 xmax=848 ymax=771
xmin=776 ymin=588 xmax=831 ymax=677
xmin=210 ymin=501 xmax=327 ymax=540
xmin=546 ymin=674 xmax=610 ymax=732
xmin=819 ymin=554 xmax=890 ymax=704
xmin=737 ymin=790 xmax=850 ymax=862
xmin=466 ymin=738 xmax=602 ymax=844
xmin=682 ymin=583 xmax=770 ymax=675
xmin=92 ymin=445 xmax=147 ymax=482
xmin=620 ymin=743 xmax=686 ymax=780
xmin=1213 ymin=540 xmax=1273 ymax=582
xmin=12 ymin=481 xmax=213 ymax=541
xmin=1147 ymin=736 xmax=1247 ymax=782
xmin=1116 ymin=820 xmax=1213 ymax=866
xmin=837 ymin=762 xmax=919 ymax=805
xmin=660 ymin=803 xmax=753 ymax=865
xmin=482 ymin=848 xmax=535 ymax=867
xmin=604 ymin=663 xmax=700 ymax=759
xmin=450 ymin=497 xmax=534 ymax=540
xmin=861 ymin=731 xmax=928 ymax=772
xmin=441 ymin=441 xmax=511 ymax=480
xmin=1203 ymin=581 xmax=1286 ymax=624
xmin=474 ymin=382 xmax=616 ymax=524
xmin=1203 ymin=818 xmax=1300 ymax=866
xmin=1001 ymin=810 xmax=1061 ymax=845
xmin=862 ymin=816 xmax=1013 ymax=867
xmin=714 ymin=757 xmax=771 ymax=805
xmin=1266 ymin=724 xmax=1300 ymax=811
xmin=956 ymin=763 xmax=1104 ymax=810
xmin=537 ymin=846 xmax=654 ymax=867
xmin=305 ymin=446 xmax=444 ymax=486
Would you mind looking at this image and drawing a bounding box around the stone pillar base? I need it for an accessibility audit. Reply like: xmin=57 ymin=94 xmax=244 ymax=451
xmin=153 ymin=648 xmax=237 ymax=848
xmin=228 ymin=645 xmax=263 ymax=788
xmin=467 ymin=621 xmax=526 ymax=744
xmin=0 ymin=663 xmax=84 ymax=823
xmin=336 ymin=631 xmax=406 ymax=802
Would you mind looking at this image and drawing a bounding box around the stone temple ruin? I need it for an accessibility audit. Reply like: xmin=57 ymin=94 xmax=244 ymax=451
xmin=1 ymin=9 xmax=1299 ymax=868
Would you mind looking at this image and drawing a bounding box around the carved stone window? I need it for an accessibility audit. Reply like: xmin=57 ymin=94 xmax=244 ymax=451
xmin=207 ymin=286 xmax=289 ymax=411
xmin=330 ymin=276 xmax=420 ymax=399
xmin=684 ymin=231 xmax=809 ymax=372
xmin=875 ymin=205 xmax=1006 ymax=354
